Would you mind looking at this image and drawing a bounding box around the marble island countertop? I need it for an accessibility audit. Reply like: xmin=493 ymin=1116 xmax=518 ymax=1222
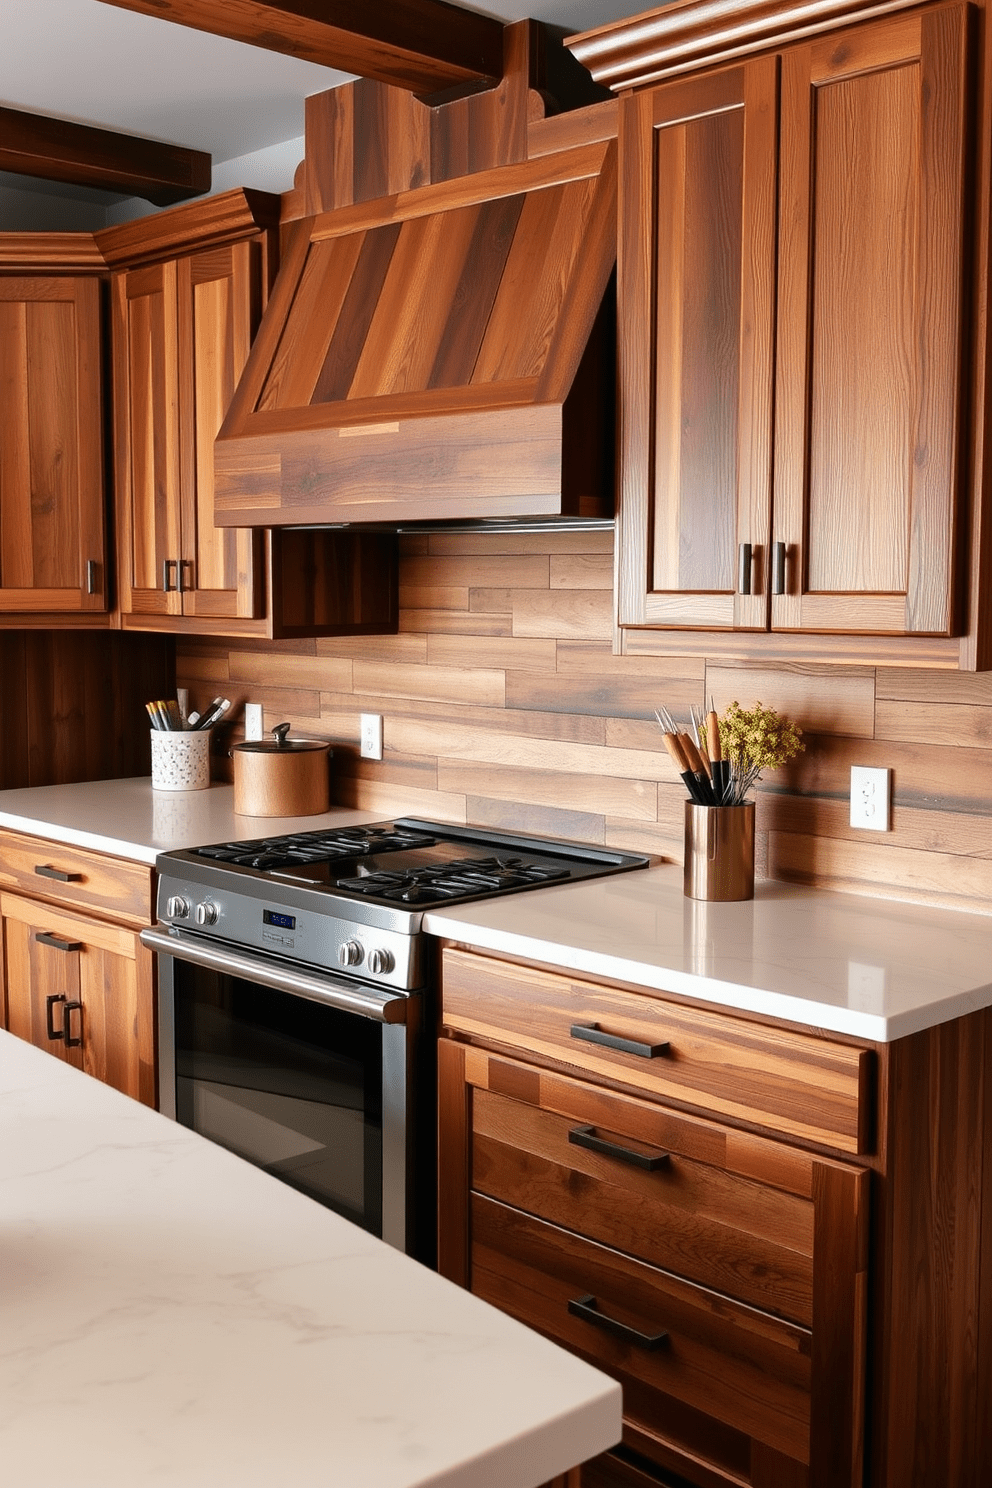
xmin=424 ymin=863 xmax=992 ymax=1043
xmin=0 ymin=1030 xmax=620 ymax=1488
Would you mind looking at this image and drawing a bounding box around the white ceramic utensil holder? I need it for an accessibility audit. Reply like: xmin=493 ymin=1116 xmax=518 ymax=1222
xmin=150 ymin=729 xmax=211 ymax=792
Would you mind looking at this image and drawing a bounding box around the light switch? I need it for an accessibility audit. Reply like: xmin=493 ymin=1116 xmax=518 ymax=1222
xmin=850 ymin=766 xmax=891 ymax=831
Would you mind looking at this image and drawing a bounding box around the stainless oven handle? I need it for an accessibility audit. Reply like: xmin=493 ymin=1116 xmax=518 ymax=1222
xmin=139 ymin=926 xmax=409 ymax=1024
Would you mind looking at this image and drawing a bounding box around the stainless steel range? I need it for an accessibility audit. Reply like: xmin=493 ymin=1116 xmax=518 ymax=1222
xmin=141 ymin=818 xmax=648 ymax=1260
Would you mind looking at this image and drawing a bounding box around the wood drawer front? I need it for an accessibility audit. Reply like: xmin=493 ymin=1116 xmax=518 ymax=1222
xmin=0 ymin=831 xmax=153 ymax=927
xmin=472 ymin=1079 xmax=814 ymax=1327
xmin=472 ymin=1193 xmax=813 ymax=1482
xmin=443 ymin=948 xmax=870 ymax=1153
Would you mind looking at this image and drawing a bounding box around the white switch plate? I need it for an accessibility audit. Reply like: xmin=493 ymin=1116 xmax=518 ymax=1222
xmin=360 ymin=713 xmax=383 ymax=760
xmin=244 ymin=703 xmax=264 ymax=741
xmin=850 ymin=766 xmax=891 ymax=831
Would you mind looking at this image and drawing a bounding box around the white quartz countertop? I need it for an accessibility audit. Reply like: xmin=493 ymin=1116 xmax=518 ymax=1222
xmin=0 ymin=777 xmax=379 ymax=865
xmin=0 ymin=1031 xmax=620 ymax=1488
xmin=424 ymin=864 xmax=992 ymax=1043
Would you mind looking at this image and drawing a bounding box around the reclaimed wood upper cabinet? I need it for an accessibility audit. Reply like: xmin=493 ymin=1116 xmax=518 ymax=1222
xmin=110 ymin=228 xmax=268 ymax=628
xmin=0 ymin=274 xmax=107 ymax=615
xmin=603 ymin=3 xmax=973 ymax=647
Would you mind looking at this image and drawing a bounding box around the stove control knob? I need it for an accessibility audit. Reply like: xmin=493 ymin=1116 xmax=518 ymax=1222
xmin=166 ymin=895 xmax=190 ymax=920
xmin=368 ymin=949 xmax=394 ymax=976
xmin=338 ymin=940 xmax=364 ymax=967
xmin=194 ymin=901 xmax=219 ymax=927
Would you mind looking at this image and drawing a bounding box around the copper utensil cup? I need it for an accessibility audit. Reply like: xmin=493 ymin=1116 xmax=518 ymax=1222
xmin=683 ymin=802 xmax=755 ymax=901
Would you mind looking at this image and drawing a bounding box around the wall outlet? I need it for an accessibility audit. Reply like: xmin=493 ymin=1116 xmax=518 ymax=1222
xmin=360 ymin=713 xmax=383 ymax=761
xmin=850 ymin=766 xmax=891 ymax=831
xmin=244 ymin=702 xmax=265 ymax=741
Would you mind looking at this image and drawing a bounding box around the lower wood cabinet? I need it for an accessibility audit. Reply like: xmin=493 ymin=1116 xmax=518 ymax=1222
xmin=439 ymin=1036 xmax=866 ymax=1488
xmin=1 ymin=891 xmax=156 ymax=1107
xmin=0 ymin=829 xmax=157 ymax=1107
xmin=439 ymin=946 xmax=992 ymax=1488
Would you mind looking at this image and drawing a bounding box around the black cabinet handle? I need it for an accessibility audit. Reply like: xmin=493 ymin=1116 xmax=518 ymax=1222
xmin=163 ymin=558 xmax=179 ymax=592
xmin=63 ymin=1000 xmax=83 ymax=1049
xmin=570 ymin=1023 xmax=669 ymax=1059
xmin=568 ymin=1294 xmax=668 ymax=1352
xmin=772 ymin=541 xmax=787 ymax=595
xmin=34 ymin=864 xmax=83 ymax=883
xmin=46 ymin=993 xmax=67 ymax=1041
xmin=179 ymin=559 xmax=194 ymax=593
xmin=568 ymin=1124 xmax=670 ymax=1172
xmin=35 ymin=932 xmax=83 ymax=953
xmin=86 ymin=559 xmax=100 ymax=596
xmin=738 ymin=541 xmax=753 ymax=595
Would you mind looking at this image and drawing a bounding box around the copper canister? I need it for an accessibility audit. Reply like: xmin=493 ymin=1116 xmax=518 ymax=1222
xmin=683 ymin=801 xmax=755 ymax=901
xmin=231 ymin=723 xmax=330 ymax=817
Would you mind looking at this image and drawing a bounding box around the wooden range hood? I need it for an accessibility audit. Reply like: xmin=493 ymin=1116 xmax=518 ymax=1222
xmin=212 ymin=138 xmax=617 ymax=528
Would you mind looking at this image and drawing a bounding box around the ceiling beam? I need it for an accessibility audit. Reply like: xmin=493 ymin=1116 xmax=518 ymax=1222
xmin=94 ymin=1 xmax=505 ymax=96
xmin=0 ymin=106 xmax=211 ymax=206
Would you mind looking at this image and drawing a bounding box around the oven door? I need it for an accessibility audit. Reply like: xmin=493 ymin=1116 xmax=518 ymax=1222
xmin=141 ymin=927 xmax=420 ymax=1253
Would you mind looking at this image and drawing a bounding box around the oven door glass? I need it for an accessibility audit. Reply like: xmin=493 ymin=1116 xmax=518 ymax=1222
xmin=173 ymin=962 xmax=382 ymax=1237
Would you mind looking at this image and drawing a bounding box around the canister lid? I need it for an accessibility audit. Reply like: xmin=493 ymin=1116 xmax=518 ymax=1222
xmin=232 ymin=722 xmax=329 ymax=754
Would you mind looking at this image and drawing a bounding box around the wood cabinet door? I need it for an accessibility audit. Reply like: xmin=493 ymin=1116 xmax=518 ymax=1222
xmin=1 ymin=892 xmax=156 ymax=1106
xmin=0 ymin=277 xmax=107 ymax=614
xmin=177 ymin=241 xmax=264 ymax=622
xmin=113 ymin=261 xmax=184 ymax=619
xmin=617 ymin=57 xmax=778 ymax=631
xmin=772 ymin=5 xmax=969 ymax=635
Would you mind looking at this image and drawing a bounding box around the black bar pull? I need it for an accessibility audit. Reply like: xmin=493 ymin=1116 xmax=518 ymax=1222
xmin=86 ymin=559 xmax=100 ymax=595
xmin=34 ymin=864 xmax=83 ymax=883
xmin=569 ymin=1125 xmax=670 ymax=1172
xmin=163 ymin=558 xmax=179 ymax=592
xmin=570 ymin=1023 xmax=669 ymax=1059
xmin=179 ymin=559 xmax=194 ymax=593
xmin=35 ymin=931 xmax=84 ymax=953
xmin=772 ymin=541 xmax=787 ymax=595
xmin=46 ymin=993 xmax=67 ymax=1041
xmin=568 ymin=1295 xmax=668 ymax=1352
xmin=63 ymin=1000 xmax=83 ymax=1049
xmin=738 ymin=541 xmax=753 ymax=595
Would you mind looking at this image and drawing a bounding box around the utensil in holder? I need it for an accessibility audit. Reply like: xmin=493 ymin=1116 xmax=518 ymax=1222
xmin=150 ymin=729 xmax=211 ymax=792
xmin=683 ymin=801 xmax=755 ymax=901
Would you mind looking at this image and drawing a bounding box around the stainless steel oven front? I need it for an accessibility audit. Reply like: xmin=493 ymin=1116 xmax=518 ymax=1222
xmin=144 ymin=925 xmax=430 ymax=1259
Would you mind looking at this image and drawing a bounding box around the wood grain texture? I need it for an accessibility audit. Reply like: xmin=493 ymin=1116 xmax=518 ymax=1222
xmin=0 ymin=277 xmax=106 ymax=612
xmin=94 ymin=0 xmax=504 ymax=96
xmin=177 ymin=526 xmax=992 ymax=913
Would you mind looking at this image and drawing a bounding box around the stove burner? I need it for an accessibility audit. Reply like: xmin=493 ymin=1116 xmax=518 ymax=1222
xmin=333 ymin=856 xmax=570 ymax=905
xmin=193 ymin=824 xmax=437 ymax=871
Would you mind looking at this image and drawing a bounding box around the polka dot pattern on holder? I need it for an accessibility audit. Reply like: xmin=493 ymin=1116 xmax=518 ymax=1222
xmin=150 ymin=729 xmax=211 ymax=792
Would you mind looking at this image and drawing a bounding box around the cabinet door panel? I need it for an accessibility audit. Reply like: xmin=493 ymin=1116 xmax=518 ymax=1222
xmin=773 ymin=6 xmax=968 ymax=634
xmin=617 ymin=59 xmax=777 ymax=631
xmin=179 ymin=242 xmax=263 ymax=620
xmin=0 ymin=278 xmax=106 ymax=613
xmin=1 ymin=892 xmax=156 ymax=1106
xmin=114 ymin=261 xmax=183 ymax=617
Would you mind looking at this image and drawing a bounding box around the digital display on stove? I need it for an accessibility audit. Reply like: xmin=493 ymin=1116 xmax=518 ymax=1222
xmin=263 ymin=909 xmax=296 ymax=930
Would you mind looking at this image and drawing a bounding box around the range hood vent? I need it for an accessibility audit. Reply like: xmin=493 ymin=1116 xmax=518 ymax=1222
xmin=213 ymin=140 xmax=617 ymax=529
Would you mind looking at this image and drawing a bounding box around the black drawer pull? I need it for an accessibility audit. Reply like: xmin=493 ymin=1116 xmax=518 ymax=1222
xmin=64 ymin=1000 xmax=83 ymax=1049
xmin=35 ymin=932 xmax=84 ymax=954
xmin=34 ymin=864 xmax=83 ymax=883
xmin=568 ymin=1294 xmax=668 ymax=1352
xmin=570 ymin=1023 xmax=669 ymax=1059
xmin=569 ymin=1124 xmax=670 ymax=1172
xmin=46 ymin=993 xmax=67 ymax=1041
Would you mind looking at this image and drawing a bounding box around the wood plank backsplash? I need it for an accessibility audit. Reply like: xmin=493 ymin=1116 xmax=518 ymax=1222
xmin=176 ymin=530 xmax=992 ymax=915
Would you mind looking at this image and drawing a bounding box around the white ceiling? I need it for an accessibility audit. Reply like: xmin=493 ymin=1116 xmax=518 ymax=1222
xmin=0 ymin=0 xmax=644 ymax=165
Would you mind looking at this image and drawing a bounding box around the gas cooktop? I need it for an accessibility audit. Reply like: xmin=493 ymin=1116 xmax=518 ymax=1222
xmin=153 ymin=819 xmax=650 ymax=990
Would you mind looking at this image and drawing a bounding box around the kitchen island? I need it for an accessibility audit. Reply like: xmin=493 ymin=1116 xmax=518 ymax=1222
xmin=0 ymin=1028 xmax=620 ymax=1488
